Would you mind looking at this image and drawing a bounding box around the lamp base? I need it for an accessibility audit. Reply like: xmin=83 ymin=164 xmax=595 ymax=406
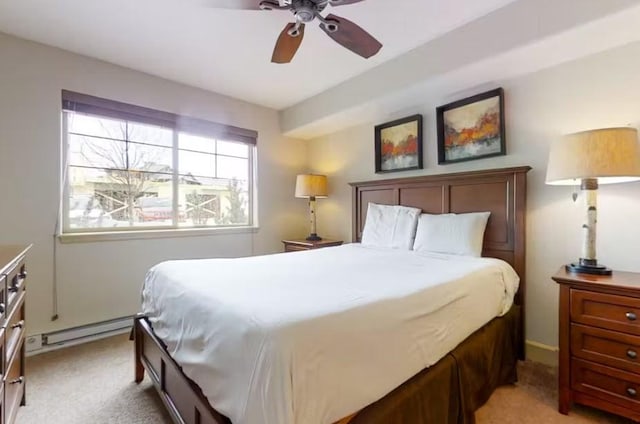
xmin=306 ymin=234 xmax=322 ymax=242
xmin=566 ymin=258 xmax=612 ymax=276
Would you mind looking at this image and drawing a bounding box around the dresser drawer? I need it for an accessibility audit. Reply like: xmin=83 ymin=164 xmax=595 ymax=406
xmin=0 ymin=387 xmax=4 ymax=424
xmin=4 ymin=338 xmax=24 ymax=424
xmin=5 ymin=259 xmax=26 ymax=313
xmin=5 ymin=292 xmax=25 ymax=367
xmin=0 ymin=327 xmax=6 ymax=380
xmin=571 ymin=289 xmax=640 ymax=335
xmin=0 ymin=275 xmax=6 ymax=324
xmin=0 ymin=246 xmax=30 ymax=424
xmin=572 ymin=358 xmax=640 ymax=410
xmin=571 ymin=323 xmax=640 ymax=373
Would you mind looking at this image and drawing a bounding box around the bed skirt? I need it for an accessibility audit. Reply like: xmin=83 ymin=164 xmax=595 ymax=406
xmin=134 ymin=304 xmax=520 ymax=424
xmin=342 ymin=304 xmax=520 ymax=424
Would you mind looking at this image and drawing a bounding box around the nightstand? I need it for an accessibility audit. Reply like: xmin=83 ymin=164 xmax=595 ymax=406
xmin=282 ymin=239 xmax=343 ymax=252
xmin=553 ymin=268 xmax=640 ymax=422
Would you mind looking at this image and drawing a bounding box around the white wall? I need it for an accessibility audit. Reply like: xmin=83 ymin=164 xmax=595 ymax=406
xmin=307 ymin=41 xmax=640 ymax=352
xmin=0 ymin=33 xmax=308 ymax=335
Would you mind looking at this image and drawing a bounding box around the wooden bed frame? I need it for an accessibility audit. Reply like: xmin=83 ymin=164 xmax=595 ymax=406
xmin=350 ymin=165 xmax=530 ymax=358
xmin=134 ymin=166 xmax=530 ymax=424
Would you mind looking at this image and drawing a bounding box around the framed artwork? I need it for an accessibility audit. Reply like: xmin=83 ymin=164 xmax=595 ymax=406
xmin=375 ymin=114 xmax=423 ymax=173
xmin=436 ymin=88 xmax=506 ymax=164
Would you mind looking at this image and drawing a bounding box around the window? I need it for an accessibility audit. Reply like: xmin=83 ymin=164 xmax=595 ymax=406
xmin=61 ymin=91 xmax=257 ymax=234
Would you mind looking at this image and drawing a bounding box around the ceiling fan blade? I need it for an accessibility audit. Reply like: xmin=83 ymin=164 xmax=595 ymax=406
xmin=329 ymin=0 xmax=366 ymax=6
xmin=320 ymin=14 xmax=382 ymax=59
xmin=205 ymin=0 xmax=280 ymax=10
xmin=272 ymin=23 xmax=306 ymax=64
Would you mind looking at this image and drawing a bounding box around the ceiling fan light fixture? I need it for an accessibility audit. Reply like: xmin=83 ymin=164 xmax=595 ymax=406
xmin=295 ymin=8 xmax=315 ymax=22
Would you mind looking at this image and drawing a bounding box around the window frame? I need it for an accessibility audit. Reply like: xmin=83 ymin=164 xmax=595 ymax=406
xmin=60 ymin=91 xmax=258 ymax=237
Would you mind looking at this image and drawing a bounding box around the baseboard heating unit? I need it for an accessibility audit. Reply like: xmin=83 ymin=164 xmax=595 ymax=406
xmin=32 ymin=316 xmax=133 ymax=355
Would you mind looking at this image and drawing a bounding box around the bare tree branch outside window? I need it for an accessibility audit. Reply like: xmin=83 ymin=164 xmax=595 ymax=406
xmin=79 ymin=121 xmax=167 ymax=225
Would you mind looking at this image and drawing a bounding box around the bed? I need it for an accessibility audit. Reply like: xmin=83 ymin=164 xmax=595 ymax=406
xmin=133 ymin=166 xmax=530 ymax=424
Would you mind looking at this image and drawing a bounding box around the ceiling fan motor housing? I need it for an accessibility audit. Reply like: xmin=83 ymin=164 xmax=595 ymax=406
xmin=293 ymin=0 xmax=324 ymax=22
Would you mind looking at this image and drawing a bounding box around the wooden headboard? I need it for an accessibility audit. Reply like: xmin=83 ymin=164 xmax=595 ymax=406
xmin=350 ymin=166 xmax=531 ymax=307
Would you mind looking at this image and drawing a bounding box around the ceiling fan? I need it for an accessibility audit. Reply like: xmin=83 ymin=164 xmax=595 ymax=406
xmin=208 ymin=0 xmax=383 ymax=64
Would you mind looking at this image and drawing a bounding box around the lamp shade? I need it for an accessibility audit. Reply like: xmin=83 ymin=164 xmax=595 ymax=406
xmin=295 ymin=174 xmax=328 ymax=198
xmin=546 ymin=127 xmax=640 ymax=185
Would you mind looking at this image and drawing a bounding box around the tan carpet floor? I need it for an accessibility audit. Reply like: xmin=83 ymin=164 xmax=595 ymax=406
xmin=16 ymin=334 xmax=632 ymax=424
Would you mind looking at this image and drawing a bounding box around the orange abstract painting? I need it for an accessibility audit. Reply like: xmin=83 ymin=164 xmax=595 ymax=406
xmin=437 ymin=88 xmax=505 ymax=164
xmin=375 ymin=115 xmax=423 ymax=173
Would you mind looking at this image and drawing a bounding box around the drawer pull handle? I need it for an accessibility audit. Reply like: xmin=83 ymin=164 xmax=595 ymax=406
xmin=626 ymin=312 xmax=638 ymax=321
xmin=9 ymin=377 xmax=23 ymax=385
xmin=628 ymin=349 xmax=638 ymax=359
xmin=628 ymin=387 xmax=638 ymax=397
xmin=11 ymin=320 xmax=24 ymax=330
xmin=0 ymin=303 xmax=5 ymax=314
xmin=10 ymin=271 xmax=26 ymax=292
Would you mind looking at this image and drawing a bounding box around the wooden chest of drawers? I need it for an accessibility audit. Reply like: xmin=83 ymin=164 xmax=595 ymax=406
xmin=0 ymin=245 xmax=31 ymax=424
xmin=553 ymin=268 xmax=640 ymax=421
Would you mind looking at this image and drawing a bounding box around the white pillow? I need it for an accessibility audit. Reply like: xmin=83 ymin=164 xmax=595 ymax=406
xmin=361 ymin=203 xmax=421 ymax=250
xmin=413 ymin=212 xmax=491 ymax=257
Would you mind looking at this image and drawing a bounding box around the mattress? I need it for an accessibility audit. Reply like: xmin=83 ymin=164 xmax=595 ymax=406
xmin=141 ymin=244 xmax=519 ymax=424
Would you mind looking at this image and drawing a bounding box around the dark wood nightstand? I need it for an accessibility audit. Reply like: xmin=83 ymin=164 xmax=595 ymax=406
xmin=553 ymin=268 xmax=640 ymax=422
xmin=282 ymin=239 xmax=343 ymax=252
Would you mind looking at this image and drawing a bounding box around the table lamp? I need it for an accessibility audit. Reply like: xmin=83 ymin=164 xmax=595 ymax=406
xmin=546 ymin=127 xmax=640 ymax=275
xmin=295 ymin=174 xmax=328 ymax=241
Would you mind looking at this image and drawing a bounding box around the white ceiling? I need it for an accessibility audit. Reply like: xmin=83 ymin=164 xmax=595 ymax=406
xmin=0 ymin=0 xmax=517 ymax=110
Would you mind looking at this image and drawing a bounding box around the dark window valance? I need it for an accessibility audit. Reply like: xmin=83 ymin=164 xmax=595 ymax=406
xmin=61 ymin=90 xmax=258 ymax=145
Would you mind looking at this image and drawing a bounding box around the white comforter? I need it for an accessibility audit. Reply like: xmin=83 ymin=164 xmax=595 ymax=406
xmin=142 ymin=244 xmax=519 ymax=424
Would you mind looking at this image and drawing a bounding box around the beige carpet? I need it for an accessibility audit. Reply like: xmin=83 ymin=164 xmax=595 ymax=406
xmin=16 ymin=334 xmax=632 ymax=424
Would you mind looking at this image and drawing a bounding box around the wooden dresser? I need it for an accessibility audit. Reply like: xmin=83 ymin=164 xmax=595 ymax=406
xmin=553 ymin=268 xmax=640 ymax=421
xmin=0 ymin=245 xmax=30 ymax=424
xmin=282 ymin=239 xmax=343 ymax=252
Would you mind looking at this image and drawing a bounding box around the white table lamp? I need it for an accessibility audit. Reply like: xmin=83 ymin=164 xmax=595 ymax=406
xmin=546 ymin=127 xmax=640 ymax=275
xmin=295 ymin=174 xmax=328 ymax=241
